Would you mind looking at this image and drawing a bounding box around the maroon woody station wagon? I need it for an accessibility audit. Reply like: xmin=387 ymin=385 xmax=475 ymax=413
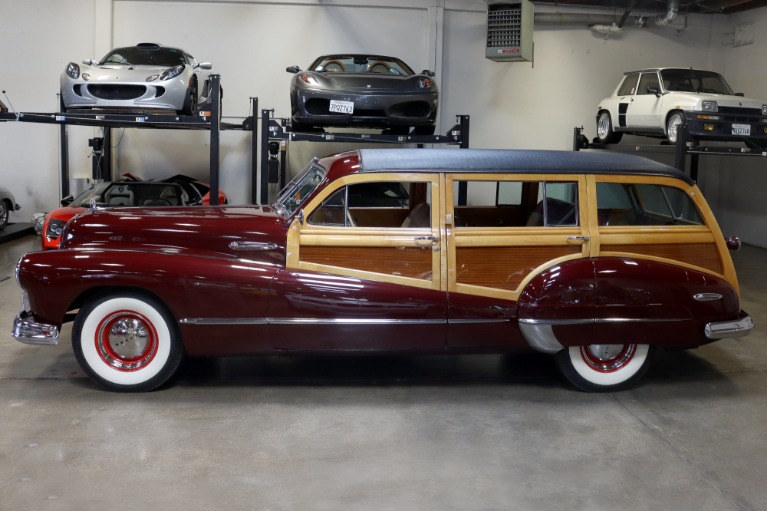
xmin=12 ymin=148 xmax=753 ymax=392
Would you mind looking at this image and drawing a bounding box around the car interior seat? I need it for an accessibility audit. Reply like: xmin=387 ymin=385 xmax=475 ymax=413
xmin=105 ymin=186 xmax=134 ymax=206
xmin=401 ymin=202 xmax=431 ymax=228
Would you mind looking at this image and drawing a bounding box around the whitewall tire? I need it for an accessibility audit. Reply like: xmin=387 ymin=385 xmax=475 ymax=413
xmin=555 ymin=344 xmax=653 ymax=392
xmin=73 ymin=293 xmax=184 ymax=392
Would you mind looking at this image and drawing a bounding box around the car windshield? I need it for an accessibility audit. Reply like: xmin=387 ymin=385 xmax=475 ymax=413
xmin=309 ymin=55 xmax=414 ymax=76
xmin=660 ymin=69 xmax=734 ymax=95
xmin=99 ymin=46 xmax=186 ymax=67
xmin=274 ymin=160 xmax=328 ymax=216
xmin=71 ymin=182 xmax=112 ymax=206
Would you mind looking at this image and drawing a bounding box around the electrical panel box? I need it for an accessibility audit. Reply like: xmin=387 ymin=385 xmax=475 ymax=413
xmin=486 ymin=0 xmax=534 ymax=62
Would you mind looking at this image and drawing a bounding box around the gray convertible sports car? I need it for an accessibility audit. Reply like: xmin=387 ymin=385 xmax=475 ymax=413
xmin=60 ymin=43 xmax=215 ymax=115
xmin=286 ymin=54 xmax=438 ymax=134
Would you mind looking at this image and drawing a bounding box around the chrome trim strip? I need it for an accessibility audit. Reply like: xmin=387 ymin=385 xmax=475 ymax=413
xmin=447 ymin=318 xmax=511 ymax=325
xmin=180 ymin=318 xmax=269 ymax=325
xmin=12 ymin=312 xmax=60 ymax=345
xmin=694 ymin=293 xmax=723 ymax=302
xmin=705 ymin=314 xmax=754 ymax=339
xmin=519 ymin=317 xmax=687 ymax=326
xmin=180 ymin=317 xmax=449 ymax=326
xmin=228 ymin=241 xmax=279 ymax=251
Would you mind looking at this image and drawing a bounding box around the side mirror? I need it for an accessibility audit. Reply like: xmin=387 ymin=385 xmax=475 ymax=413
xmin=82 ymin=59 xmax=96 ymax=66
xmin=647 ymin=87 xmax=660 ymax=96
xmin=197 ymin=62 xmax=213 ymax=70
xmin=421 ymin=69 xmax=435 ymax=77
xmin=60 ymin=195 xmax=74 ymax=206
xmin=286 ymin=65 xmax=301 ymax=74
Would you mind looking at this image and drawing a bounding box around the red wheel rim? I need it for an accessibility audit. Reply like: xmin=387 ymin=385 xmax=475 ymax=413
xmin=580 ymin=344 xmax=636 ymax=373
xmin=95 ymin=310 xmax=158 ymax=371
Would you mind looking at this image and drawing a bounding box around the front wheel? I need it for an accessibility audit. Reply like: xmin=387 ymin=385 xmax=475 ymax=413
xmin=555 ymin=344 xmax=653 ymax=392
xmin=666 ymin=111 xmax=685 ymax=144
xmin=596 ymin=111 xmax=623 ymax=144
xmin=181 ymin=80 xmax=198 ymax=116
xmin=72 ymin=292 xmax=185 ymax=392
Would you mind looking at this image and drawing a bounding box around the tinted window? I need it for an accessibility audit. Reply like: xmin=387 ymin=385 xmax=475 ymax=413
xmin=309 ymin=55 xmax=414 ymax=76
xmin=100 ymin=47 xmax=187 ymax=67
xmin=637 ymin=72 xmax=660 ymax=95
xmin=597 ymin=182 xmax=703 ymax=226
xmin=617 ymin=73 xmax=640 ymax=96
xmin=660 ymin=69 xmax=734 ymax=94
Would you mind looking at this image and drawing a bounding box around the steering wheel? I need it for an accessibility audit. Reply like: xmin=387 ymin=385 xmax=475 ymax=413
xmin=368 ymin=62 xmax=391 ymax=73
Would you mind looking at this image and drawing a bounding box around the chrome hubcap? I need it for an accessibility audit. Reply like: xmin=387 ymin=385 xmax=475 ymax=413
xmin=581 ymin=344 xmax=636 ymax=373
xmin=597 ymin=114 xmax=610 ymax=138
xmin=96 ymin=311 xmax=157 ymax=371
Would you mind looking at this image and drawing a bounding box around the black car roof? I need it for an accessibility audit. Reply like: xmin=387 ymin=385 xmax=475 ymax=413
xmin=357 ymin=148 xmax=693 ymax=184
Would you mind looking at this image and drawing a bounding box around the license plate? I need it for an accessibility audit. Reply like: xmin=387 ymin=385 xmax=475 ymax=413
xmin=329 ymin=100 xmax=354 ymax=114
xmin=732 ymin=124 xmax=751 ymax=136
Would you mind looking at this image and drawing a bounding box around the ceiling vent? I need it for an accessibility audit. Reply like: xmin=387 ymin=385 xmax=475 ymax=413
xmin=486 ymin=0 xmax=534 ymax=62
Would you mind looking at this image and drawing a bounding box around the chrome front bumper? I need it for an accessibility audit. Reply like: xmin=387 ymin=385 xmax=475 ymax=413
xmin=705 ymin=312 xmax=754 ymax=340
xmin=12 ymin=311 xmax=60 ymax=345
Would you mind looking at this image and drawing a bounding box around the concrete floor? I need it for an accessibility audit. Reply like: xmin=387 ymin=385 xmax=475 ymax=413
xmin=0 ymin=235 xmax=765 ymax=511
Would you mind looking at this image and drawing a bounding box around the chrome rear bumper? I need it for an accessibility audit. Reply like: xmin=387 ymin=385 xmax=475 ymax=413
xmin=12 ymin=311 xmax=60 ymax=345
xmin=705 ymin=312 xmax=754 ymax=340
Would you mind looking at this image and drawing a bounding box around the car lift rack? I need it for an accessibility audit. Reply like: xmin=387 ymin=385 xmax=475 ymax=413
xmin=573 ymin=111 xmax=767 ymax=180
xmin=1 ymin=74 xmax=470 ymax=205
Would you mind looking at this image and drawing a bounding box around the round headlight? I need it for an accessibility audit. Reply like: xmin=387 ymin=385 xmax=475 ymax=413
xmin=65 ymin=62 xmax=80 ymax=79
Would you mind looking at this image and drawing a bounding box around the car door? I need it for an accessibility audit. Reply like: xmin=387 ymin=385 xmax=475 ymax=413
xmin=272 ymin=172 xmax=446 ymax=350
xmin=445 ymin=174 xmax=592 ymax=349
xmin=615 ymin=72 xmax=639 ymax=128
xmin=626 ymin=71 xmax=663 ymax=128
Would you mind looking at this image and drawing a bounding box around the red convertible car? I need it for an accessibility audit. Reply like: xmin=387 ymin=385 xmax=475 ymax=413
xmin=13 ymin=149 xmax=753 ymax=392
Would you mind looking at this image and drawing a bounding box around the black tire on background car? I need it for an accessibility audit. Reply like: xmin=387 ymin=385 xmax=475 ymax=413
xmin=596 ymin=111 xmax=623 ymax=144
xmin=72 ymin=291 xmax=185 ymax=392
xmin=181 ymin=79 xmax=198 ymax=116
xmin=0 ymin=200 xmax=9 ymax=230
xmin=666 ymin=110 xmax=685 ymax=144
xmin=555 ymin=344 xmax=654 ymax=392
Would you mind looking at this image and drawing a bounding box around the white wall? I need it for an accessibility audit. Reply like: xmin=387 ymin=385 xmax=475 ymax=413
xmin=0 ymin=0 xmax=764 ymax=247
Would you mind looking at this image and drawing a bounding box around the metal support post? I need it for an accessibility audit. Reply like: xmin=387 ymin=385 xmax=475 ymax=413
xmin=60 ymin=124 xmax=69 ymax=197
xmin=457 ymin=114 xmax=470 ymax=205
xmin=209 ymin=74 xmax=221 ymax=205
xmin=260 ymin=109 xmax=271 ymax=204
xmin=674 ymin=118 xmax=688 ymax=173
xmin=250 ymin=97 xmax=259 ymax=204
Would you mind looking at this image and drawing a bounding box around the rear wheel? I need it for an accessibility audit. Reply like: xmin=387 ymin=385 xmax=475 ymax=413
xmin=596 ymin=111 xmax=623 ymax=144
xmin=72 ymin=292 xmax=184 ymax=392
xmin=555 ymin=344 xmax=653 ymax=392
xmin=0 ymin=200 xmax=9 ymax=230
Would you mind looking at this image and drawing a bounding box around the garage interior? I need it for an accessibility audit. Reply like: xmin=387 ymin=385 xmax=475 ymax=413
xmin=1 ymin=0 xmax=767 ymax=509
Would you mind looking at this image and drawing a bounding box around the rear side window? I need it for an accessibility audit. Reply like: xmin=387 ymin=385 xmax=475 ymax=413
xmin=597 ymin=182 xmax=703 ymax=226
xmin=617 ymin=73 xmax=640 ymax=96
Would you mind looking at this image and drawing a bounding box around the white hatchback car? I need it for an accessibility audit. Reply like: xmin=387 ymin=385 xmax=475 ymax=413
xmin=596 ymin=68 xmax=767 ymax=146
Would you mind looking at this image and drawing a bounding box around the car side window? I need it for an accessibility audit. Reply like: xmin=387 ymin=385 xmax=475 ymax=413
xmin=637 ymin=73 xmax=660 ymax=95
xmin=617 ymin=73 xmax=640 ymax=96
xmin=453 ymin=180 xmax=578 ymax=227
xmin=309 ymin=181 xmax=430 ymax=228
xmin=597 ymin=182 xmax=703 ymax=226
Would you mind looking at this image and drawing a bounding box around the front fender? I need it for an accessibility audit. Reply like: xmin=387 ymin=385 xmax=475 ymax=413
xmin=16 ymin=248 xmax=278 ymax=328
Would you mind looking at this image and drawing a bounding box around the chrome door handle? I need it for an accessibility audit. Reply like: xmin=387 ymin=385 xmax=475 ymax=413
xmin=567 ymin=235 xmax=590 ymax=243
xmin=414 ymin=236 xmax=437 ymax=243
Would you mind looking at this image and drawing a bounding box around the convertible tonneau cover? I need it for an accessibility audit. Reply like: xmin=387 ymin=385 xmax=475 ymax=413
xmin=357 ymin=148 xmax=693 ymax=184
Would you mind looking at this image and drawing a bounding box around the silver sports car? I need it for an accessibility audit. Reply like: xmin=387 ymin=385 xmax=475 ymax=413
xmin=0 ymin=185 xmax=20 ymax=230
xmin=60 ymin=43 xmax=215 ymax=115
xmin=286 ymin=54 xmax=439 ymax=135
